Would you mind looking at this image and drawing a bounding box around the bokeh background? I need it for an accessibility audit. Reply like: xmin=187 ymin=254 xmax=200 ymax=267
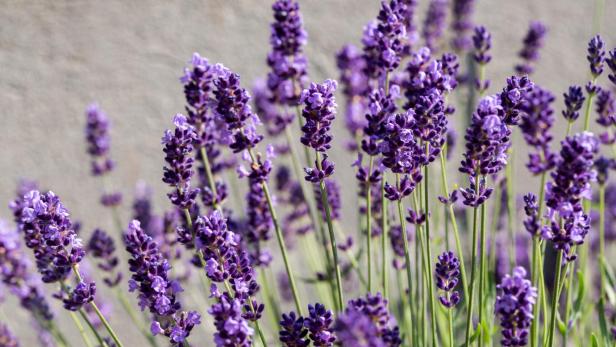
xmin=0 ymin=0 xmax=614 ymax=345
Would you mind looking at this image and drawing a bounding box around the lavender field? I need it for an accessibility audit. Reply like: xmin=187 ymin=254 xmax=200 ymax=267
xmin=0 ymin=0 xmax=615 ymax=346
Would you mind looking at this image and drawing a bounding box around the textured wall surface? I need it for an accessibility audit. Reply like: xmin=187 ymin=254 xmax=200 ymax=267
xmin=0 ymin=0 xmax=614 ymax=344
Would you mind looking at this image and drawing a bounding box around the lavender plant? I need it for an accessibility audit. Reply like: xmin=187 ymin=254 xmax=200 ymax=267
xmin=2 ymin=2 xmax=615 ymax=347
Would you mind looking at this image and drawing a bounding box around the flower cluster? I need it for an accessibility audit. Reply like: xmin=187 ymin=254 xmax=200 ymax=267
xmin=450 ymin=0 xmax=476 ymax=52
xmin=543 ymin=132 xmax=599 ymax=260
xmin=213 ymin=68 xmax=263 ymax=152
xmin=301 ymin=80 xmax=338 ymax=182
xmin=362 ymin=0 xmax=408 ymax=79
xmin=124 ymin=220 xmax=200 ymax=345
xmin=562 ymin=85 xmax=585 ymax=122
xmin=87 ymin=228 xmax=122 ymax=287
xmin=0 ymin=220 xmax=55 ymax=329
xmin=523 ymin=193 xmax=541 ymax=236
xmin=267 ymin=0 xmax=309 ymax=105
xmin=515 ymin=21 xmax=547 ymax=75
xmin=341 ymin=293 xmax=402 ymax=346
xmin=421 ymin=0 xmax=447 ymax=51
xmin=209 ymin=295 xmax=254 ymax=347
xmin=162 ymin=114 xmax=200 ymax=209
xmin=495 ymin=267 xmax=537 ymax=347
xmin=336 ymin=44 xmax=369 ymax=143
xmin=520 ymin=85 xmax=556 ymax=174
xmin=278 ymin=303 xmax=335 ymax=346
xmin=435 ymin=251 xmax=461 ymax=308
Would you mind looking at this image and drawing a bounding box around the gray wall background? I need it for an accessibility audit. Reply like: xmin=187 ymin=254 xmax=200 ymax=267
xmin=1 ymin=0 xmax=614 ymax=345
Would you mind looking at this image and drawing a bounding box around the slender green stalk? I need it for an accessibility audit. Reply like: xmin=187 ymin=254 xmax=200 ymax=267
xmin=260 ymin=267 xmax=281 ymax=329
xmin=366 ymin=156 xmax=374 ymax=292
xmin=562 ymin=262 xmax=576 ymax=345
xmin=248 ymin=298 xmax=268 ymax=346
xmin=72 ymin=266 xmax=123 ymax=347
xmin=464 ymin=177 xmax=481 ymax=347
xmin=531 ymin=171 xmax=548 ymax=347
xmin=78 ymin=309 xmax=106 ymax=347
xmin=381 ymin=176 xmax=389 ymax=298
xmin=48 ymin=320 xmax=71 ymax=347
xmin=115 ymin=288 xmax=159 ymax=347
xmin=547 ymin=250 xmax=564 ymax=347
xmin=599 ymin=184 xmax=606 ymax=303
xmin=68 ymin=310 xmax=94 ymax=347
xmin=478 ymin=200 xmax=487 ymax=347
xmin=396 ymin=174 xmax=415 ymax=346
xmin=199 ymin=147 xmax=221 ymax=211
xmin=565 ymin=121 xmax=573 ymax=137
xmin=246 ymin=147 xmax=304 ymax=315
xmin=448 ymin=308 xmax=455 ymax=347
xmin=396 ymin=268 xmax=413 ymax=346
xmin=505 ymin=152 xmax=516 ymax=269
xmin=423 ymin=149 xmax=438 ymax=347
xmin=315 ymin=151 xmax=343 ymax=311
xmin=439 ymin=151 xmax=469 ymax=304
xmin=583 ymin=87 xmax=596 ymax=131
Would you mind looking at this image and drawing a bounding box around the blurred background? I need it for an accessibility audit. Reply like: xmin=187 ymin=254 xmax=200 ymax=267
xmin=0 ymin=0 xmax=614 ymax=345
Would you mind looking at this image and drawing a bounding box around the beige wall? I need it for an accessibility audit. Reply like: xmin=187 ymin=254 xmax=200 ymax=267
xmin=0 ymin=0 xmax=614 ymax=344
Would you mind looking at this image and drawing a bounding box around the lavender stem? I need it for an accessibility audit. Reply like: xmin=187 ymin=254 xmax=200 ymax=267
xmin=464 ymin=175 xmax=481 ymax=346
xmin=366 ymin=155 xmax=374 ymax=292
xmin=315 ymin=151 xmax=343 ymax=312
xmin=381 ymin=176 xmax=389 ymax=298
xmin=71 ymin=266 xmax=123 ymax=347
xmin=396 ymin=173 xmax=415 ymax=345
xmin=547 ymin=250 xmax=564 ymax=346
xmin=423 ymin=145 xmax=438 ymax=347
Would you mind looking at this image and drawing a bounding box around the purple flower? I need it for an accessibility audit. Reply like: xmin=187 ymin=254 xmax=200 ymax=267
xmin=435 ymin=251 xmax=461 ymax=308
xmin=346 ymin=293 xmax=402 ymax=346
xmin=520 ymin=85 xmax=556 ymax=174
xmin=362 ymin=0 xmax=408 ymax=79
xmin=244 ymin=176 xmax=273 ymax=267
xmin=422 ymin=0 xmax=448 ymax=51
xmin=595 ymin=88 xmax=616 ymax=145
xmin=87 ymin=229 xmax=122 ymax=287
xmin=515 ymin=21 xmax=547 ymax=75
xmin=267 ymin=0 xmax=309 ymax=105
xmin=62 ymin=281 xmax=96 ymax=311
xmin=0 ymin=220 xmax=54 ymax=326
xmin=0 ymin=324 xmax=19 ymax=347
xmin=213 ymin=67 xmax=263 ymax=152
xmin=300 ymin=80 xmax=338 ymax=152
xmin=162 ymin=114 xmax=200 ymax=209
xmin=253 ymin=78 xmax=293 ymax=136
xmin=450 ymin=0 xmax=476 ymax=52
xmin=458 ymin=94 xmax=511 ymax=198
xmin=85 ymin=103 xmax=114 ymax=176
xmin=472 ymin=25 xmax=492 ymax=65
xmin=124 ymin=220 xmax=199 ymax=345
xmin=336 ymin=44 xmax=369 ymax=140
xmin=17 ymin=191 xmax=84 ymax=283
xmin=495 ymin=267 xmax=537 ymax=347
xmin=209 ymin=295 xmax=253 ymax=347
xmin=595 ymin=156 xmax=616 ymax=186
xmin=333 ymin=307 xmax=384 ymax=347
xmin=279 ymin=311 xmax=309 ymax=347
xmin=562 ymin=85 xmax=585 ymax=122
xmin=543 ymin=132 xmax=599 ymax=261
xmin=587 ymin=35 xmax=605 ymax=79
xmin=362 ymin=86 xmax=400 ymax=156
xmin=607 ymin=48 xmax=616 ymax=86
xmin=523 ymin=193 xmax=541 ymax=236
xmin=305 ymin=303 xmax=336 ymax=346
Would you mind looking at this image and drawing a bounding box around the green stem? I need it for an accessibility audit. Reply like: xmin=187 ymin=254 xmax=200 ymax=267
xmin=366 ymin=156 xmax=374 ymax=292
xmin=464 ymin=176 xmax=481 ymax=347
xmin=583 ymin=87 xmax=596 ymax=131
xmin=478 ymin=199 xmax=487 ymax=347
xmin=423 ymin=150 xmax=438 ymax=347
xmin=78 ymin=309 xmax=106 ymax=347
xmin=547 ymin=250 xmax=564 ymax=347
xmin=531 ymin=171 xmax=548 ymax=347
xmin=439 ymin=151 xmax=469 ymax=304
xmin=381 ymin=176 xmax=389 ymax=298
xmin=505 ymin=152 xmax=516 ymax=269
xmin=449 ymin=308 xmax=454 ymax=347
xmin=315 ymin=151 xmax=343 ymax=312
xmin=565 ymin=121 xmax=573 ymax=137
xmin=199 ymin=147 xmax=221 ymax=211
xmin=72 ymin=267 xmax=123 ymax=347
xmin=599 ymin=183 xmax=606 ymax=302
xmin=68 ymin=310 xmax=94 ymax=347
xmin=248 ymin=299 xmax=268 ymax=347
xmin=115 ymin=288 xmax=159 ymax=347
xmin=396 ymin=174 xmax=415 ymax=346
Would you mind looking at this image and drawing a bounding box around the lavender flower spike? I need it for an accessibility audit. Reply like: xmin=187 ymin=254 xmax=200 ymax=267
xmin=87 ymin=228 xmax=122 ymax=287
xmin=435 ymin=251 xmax=461 ymax=308
xmin=279 ymin=311 xmax=309 ymax=346
xmin=305 ymin=303 xmax=336 ymax=346
xmin=587 ymin=34 xmax=605 ymax=79
xmin=450 ymin=0 xmax=476 ymax=52
xmin=495 ymin=267 xmax=537 ymax=347
xmin=125 ymin=220 xmax=200 ymax=346
xmin=162 ymin=114 xmax=200 ymax=209
xmin=422 ymin=0 xmax=448 ymax=52
xmin=301 ymin=80 xmax=338 ymax=182
xmin=515 ymin=21 xmax=547 ymax=75
xmin=561 ymin=85 xmax=585 ymax=122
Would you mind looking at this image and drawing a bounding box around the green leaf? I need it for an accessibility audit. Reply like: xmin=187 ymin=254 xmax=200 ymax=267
xmin=573 ymin=270 xmax=586 ymax=316
xmin=591 ymin=333 xmax=599 ymax=347
xmin=596 ymin=299 xmax=610 ymax=347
